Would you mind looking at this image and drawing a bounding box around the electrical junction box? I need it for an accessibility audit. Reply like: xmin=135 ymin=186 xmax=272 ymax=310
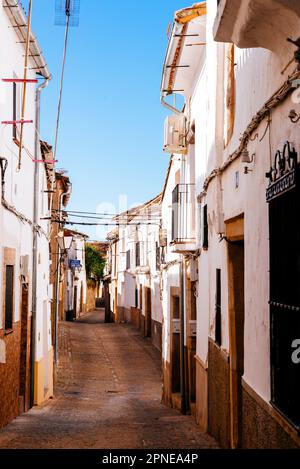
xmin=172 ymin=319 xmax=181 ymax=334
xmin=189 ymin=320 xmax=197 ymax=337
xmin=189 ymin=259 xmax=198 ymax=282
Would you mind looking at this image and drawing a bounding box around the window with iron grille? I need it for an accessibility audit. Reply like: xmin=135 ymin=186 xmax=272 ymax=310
xmin=172 ymin=185 xmax=179 ymax=242
xmin=156 ymin=242 xmax=161 ymax=271
xmin=5 ymin=265 xmax=14 ymax=330
xmin=135 ymin=241 xmax=140 ymax=267
xmin=126 ymin=250 xmax=131 ymax=270
xmin=13 ymin=82 xmax=17 ymax=140
xmin=203 ymin=204 xmax=208 ymax=249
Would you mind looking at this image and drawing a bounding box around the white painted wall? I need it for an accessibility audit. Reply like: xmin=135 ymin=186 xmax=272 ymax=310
xmin=191 ymin=0 xmax=300 ymax=403
xmin=0 ymin=4 xmax=52 ymax=382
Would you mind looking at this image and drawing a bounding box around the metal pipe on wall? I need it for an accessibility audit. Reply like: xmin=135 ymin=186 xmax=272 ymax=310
xmin=180 ymin=256 xmax=187 ymax=414
xmin=54 ymin=185 xmax=71 ymax=364
xmin=30 ymin=75 xmax=51 ymax=407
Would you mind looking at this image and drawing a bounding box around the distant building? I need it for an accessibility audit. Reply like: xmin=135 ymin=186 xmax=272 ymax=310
xmin=64 ymin=229 xmax=88 ymax=321
xmin=105 ymin=195 xmax=163 ymax=350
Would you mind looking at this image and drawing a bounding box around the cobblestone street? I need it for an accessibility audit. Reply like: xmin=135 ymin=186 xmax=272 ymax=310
xmin=0 ymin=310 xmax=218 ymax=449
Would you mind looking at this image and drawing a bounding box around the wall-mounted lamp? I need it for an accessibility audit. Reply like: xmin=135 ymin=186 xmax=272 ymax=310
xmin=288 ymin=109 xmax=300 ymax=123
xmin=241 ymin=149 xmax=255 ymax=174
xmin=56 ymin=232 xmax=73 ymax=253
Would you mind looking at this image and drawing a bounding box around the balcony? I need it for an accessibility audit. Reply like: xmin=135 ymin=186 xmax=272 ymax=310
xmin=213 ymin=0 xmax=300 ymax=56
xmin=171 ymin=184 xmax=196 ymax=254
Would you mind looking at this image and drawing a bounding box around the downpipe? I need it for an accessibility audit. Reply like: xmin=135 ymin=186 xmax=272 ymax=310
xmin=30 ymin=75 xmax=51 ymax=408
xmin=54 ymin=185 xmax=71 ymax=364
xmin=180 ymin=256 xmax=187 ymax=415
xmin=160 ymin=95 xmax=182 ymax=116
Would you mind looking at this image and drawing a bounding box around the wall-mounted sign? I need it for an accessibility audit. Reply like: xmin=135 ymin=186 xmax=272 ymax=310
xmin=70 ymin=259 xmax=81 ymax=269
xmin=266 ymin=141 xmax=298 ymax=203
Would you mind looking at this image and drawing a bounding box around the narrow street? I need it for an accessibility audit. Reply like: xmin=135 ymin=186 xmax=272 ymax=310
xmin=0 ymin=310 xmax=218 ymax=449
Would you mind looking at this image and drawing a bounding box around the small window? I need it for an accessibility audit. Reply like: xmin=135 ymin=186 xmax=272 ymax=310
xmin=13 ymin=82 xmax=17 ymax=139
xmin=12 ymin=77 xmax=20 ymax=140
xmin=135 ymin=242 xmax=140 ymax=267
xmin=156 ymin=242 xmax=161 ymax=271
xmin=203 ymin=204 xmax=208 ymax=249
xmin=126 ymin=250 xmax=131 ymax=270
xmin=215 ymin=269 xmax=221 ymax=346
xmin=5 ymin=265 xmax=14 ymax=330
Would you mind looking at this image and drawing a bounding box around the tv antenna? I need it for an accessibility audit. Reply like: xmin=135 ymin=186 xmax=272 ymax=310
xmin=55 ymin=0 xmax=80 ymax=27
xmin=54 ymin=0 xmax=80 ymax=163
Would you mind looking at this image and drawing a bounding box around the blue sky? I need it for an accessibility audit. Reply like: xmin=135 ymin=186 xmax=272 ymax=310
xmin=24 ymin=0 xmax=194 ymax=239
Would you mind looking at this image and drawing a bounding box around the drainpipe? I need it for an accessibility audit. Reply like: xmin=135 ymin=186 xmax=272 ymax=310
xmin=161 ymin=95 xmax=182 ymax=116
xmin=30 ymin=75 xmax=51 ymax=408
xmin=180 ymin=256 xmax=187 ymax=415
xmin=54 ymin=185 xmax=71 ymax=364
xmin=161 ymin=89 xmax=187 ymax=414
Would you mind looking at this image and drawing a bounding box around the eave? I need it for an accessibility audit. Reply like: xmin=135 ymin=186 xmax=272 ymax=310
xmin=161 ymin=2 xmax=207 ymax=100
xmin=3 ymin=0 xmax=50 ymax=79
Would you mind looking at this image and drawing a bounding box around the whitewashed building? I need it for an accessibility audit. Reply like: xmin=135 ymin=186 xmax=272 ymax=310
xmin=64 ymin=229 xmax=88 ymax=321
xmin=160 ymin=0 xmax=300 ymax=449
xmin=0 ymin=0 xmax=53 ymax=427
xmin=106 ymin=196 xmax=163 ymax=350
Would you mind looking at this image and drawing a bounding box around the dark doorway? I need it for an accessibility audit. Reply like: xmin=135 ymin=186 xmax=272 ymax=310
xmin=269 ymin=179 xmax=300 ymax=429
xmin=19 ymin=283 xmax=30 ymax=412
xmin=187 ymin=280 xmax=197 ymax=406
xmin=171 ymin=294 xmax=181 ymax=394
xmin=145 ymin=287 xmax=152 ymax=338
xmin=73 ymin=286 xmax=78 ymax=320
xmin=228 ymin=239 xmax=245 ymax=448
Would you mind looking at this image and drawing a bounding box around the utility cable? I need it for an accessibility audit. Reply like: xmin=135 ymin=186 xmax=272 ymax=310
xmin=53 ymin=11 xmax=70 ymax=162
xmin=17 ymin=0 xmax=33 ymax=170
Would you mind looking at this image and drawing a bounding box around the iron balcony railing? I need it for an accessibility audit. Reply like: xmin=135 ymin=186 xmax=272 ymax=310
xmin=172 ymin=183 xmax=196 ymax=243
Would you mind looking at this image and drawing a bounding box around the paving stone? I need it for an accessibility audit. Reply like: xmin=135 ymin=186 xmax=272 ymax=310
xmin=0 ymin=309 xmax=219 ymax=449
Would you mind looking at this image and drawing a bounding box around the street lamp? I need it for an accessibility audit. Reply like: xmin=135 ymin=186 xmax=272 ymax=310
xmin=56 ymin=232 xmax=73 ymax=253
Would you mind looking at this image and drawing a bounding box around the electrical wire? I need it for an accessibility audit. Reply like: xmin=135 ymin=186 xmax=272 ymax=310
xmin=52 ymin=208 xmax=161 ymax=217
xmin=50 ymin=219 xmax=160 ymax=227
xmin=53 ymin=10 xmax=70 ymax=161
xmin=17 ymin=0 xmax=33 ymax=171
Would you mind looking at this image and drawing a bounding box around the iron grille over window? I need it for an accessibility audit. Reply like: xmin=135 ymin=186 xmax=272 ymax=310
xmin=203 ymin=204 xmax=208 ymax=249
xmin=126 ymin=250 xmax=131 ymax=270
xmin=215 ymin=269 xmax=222 ymax=346
xmin=5 ymin=265 xmax=14 ymax=330
xmin=171 ymin=183 xmax=196 ymax=243
xmin=156 ymin=242 xmax=161 ymax=271
xmin=135 ymin=242 xmax=140 ymax=267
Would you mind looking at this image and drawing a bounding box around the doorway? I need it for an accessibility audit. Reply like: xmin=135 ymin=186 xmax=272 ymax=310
xmin=187 ymin=279 xmax=197 ymax=407
xmin=73 ymin=286 xmax=78 ymax=320
xmin=43 ymin=300 xmax=49 ymax=394
xmin=171 ymin=292 xmax=181 ymax=394
xmin=19 ymin=282 xmax=30 ymax=412
xmin=145 ymin=287 xmax=152 ymax=338
xmin=226 ymin=215 xmax=245 ymax=449
xmin=269 ymin=176 xmax=300 ymax=428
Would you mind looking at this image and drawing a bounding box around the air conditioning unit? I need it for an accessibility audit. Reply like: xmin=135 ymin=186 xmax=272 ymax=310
xmin=163 ymin=114 xmax=187 ymax=154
